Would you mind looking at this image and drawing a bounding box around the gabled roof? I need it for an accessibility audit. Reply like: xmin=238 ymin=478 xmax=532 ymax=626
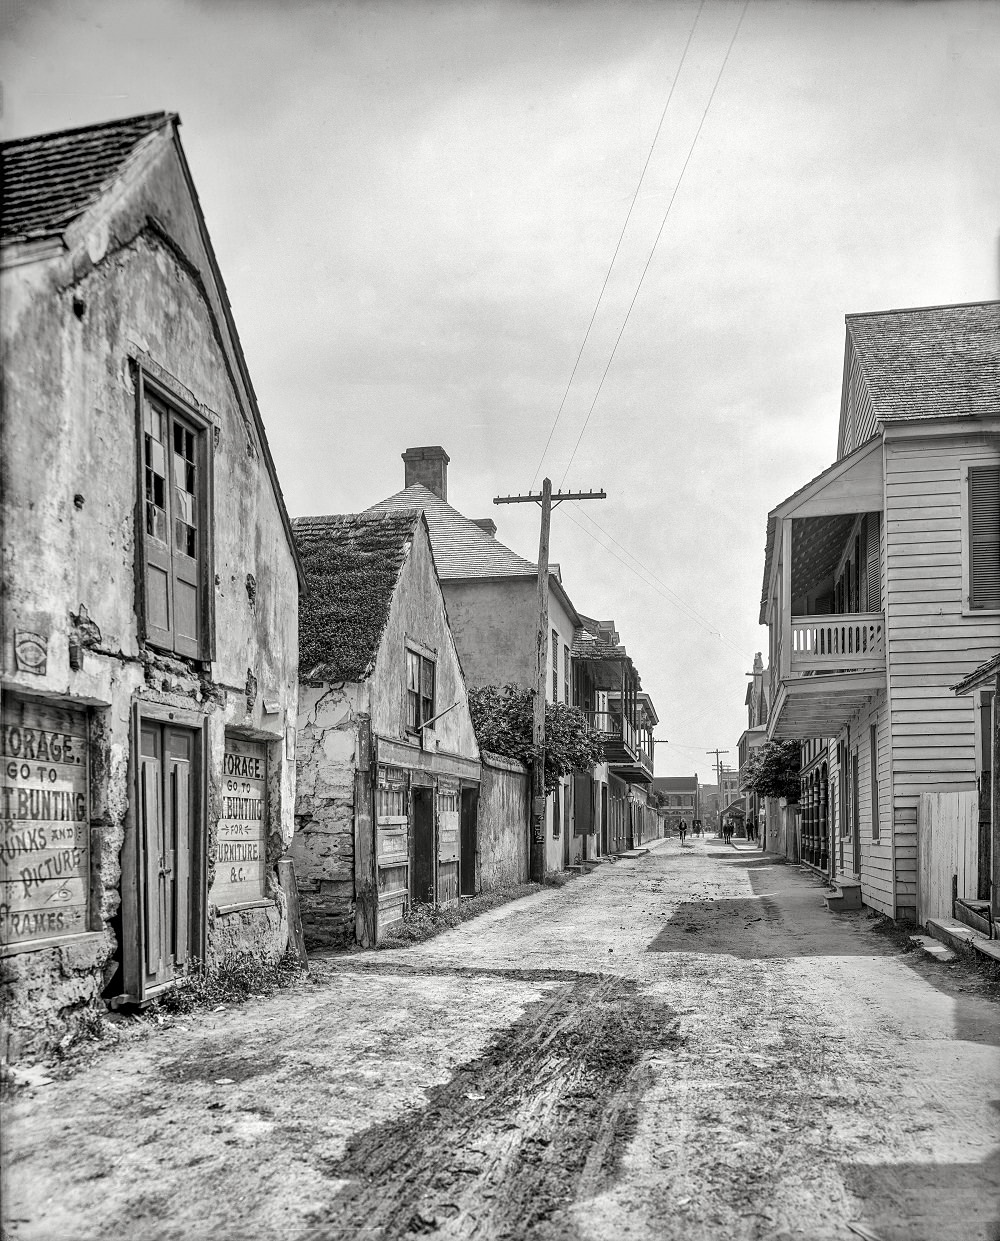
xmin=847 ymin=301 xmax=1000 ymax=425
xmin=369 ymin=484 xmax=536 ymax=580
xmin=294 ymin=510 xmax=422 ymax=682
xmin=1 ymin=112 xmax=173 ymax=243
xmin=2 ymin=112 xmax=303 ymax=589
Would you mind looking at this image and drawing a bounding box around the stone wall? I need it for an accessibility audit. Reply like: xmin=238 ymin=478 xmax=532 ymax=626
xmin=478 ymin=752 xmax=530 ymax=891
xmin=292 ymin=683 xmax=362 ymax=948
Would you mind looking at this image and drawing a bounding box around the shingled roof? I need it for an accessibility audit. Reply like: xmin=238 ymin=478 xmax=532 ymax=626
xmin=847 ymin=301 xmax=1000 ymax=422
xmin=294 ymin=510 xmax=421 ymax=682
xmin=1 ymin=112 xmax=173 ymax=243
xmin=368 ymin=484 xmax=536 ymax=580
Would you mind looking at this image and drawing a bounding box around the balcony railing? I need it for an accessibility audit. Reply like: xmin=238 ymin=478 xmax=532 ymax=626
xmin=789 ymin=612 xmax=885 ymax=674
xmin=587 ymin=710 xmax=637 ymax=752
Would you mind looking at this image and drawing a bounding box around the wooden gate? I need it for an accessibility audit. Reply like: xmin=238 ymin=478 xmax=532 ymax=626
xmin=138 ymin=721 xmax=197 ymax=995
xmin=376 ymin=765 xmax=409 ymax=936
xmin=918 ymin=791 xmax=979 ymax=925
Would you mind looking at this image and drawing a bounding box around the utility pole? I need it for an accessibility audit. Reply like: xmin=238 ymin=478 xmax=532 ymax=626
xmin=494 ymin=480 xmax=606 ymax=883
xmin=707 ymin=748 xmax=730 ymax=829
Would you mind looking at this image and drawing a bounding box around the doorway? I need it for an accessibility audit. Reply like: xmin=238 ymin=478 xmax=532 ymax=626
xmin=411 ymin=786 xmax=434 ymax=905
xmin=601 ymin=784 xmax=608 ymax=856
xmin=137 ymin=720 xmax=200 ymax=996
xmin=460 ymin=786 xmax=478 ymax=896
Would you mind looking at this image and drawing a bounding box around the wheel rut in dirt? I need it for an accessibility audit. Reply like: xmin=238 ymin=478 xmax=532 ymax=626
xmin=304 ymin=973 xmax=682 ymax=1241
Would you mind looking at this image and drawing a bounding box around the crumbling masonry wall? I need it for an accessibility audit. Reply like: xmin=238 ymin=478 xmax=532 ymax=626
xmin=292 ymin=683 xmax=364 ymax=948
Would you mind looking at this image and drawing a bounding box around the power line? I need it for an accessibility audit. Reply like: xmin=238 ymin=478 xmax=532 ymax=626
xmin=529 ymin=0 xmax=707 ymax=490
xmin=559 ymin=0 xmax=751 ymax=486
xmin=566 ymin=499 xmax=746 ymax=655
xmin=554 ymin=502 xmax=750 ymax=657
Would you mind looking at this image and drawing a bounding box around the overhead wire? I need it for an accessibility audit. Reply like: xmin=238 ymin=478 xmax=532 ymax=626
xmin=558 ymin=0 xmax=751 ymax=487
xmin=554 ymin=502 xmax=750 ymax=658
xmin=566 ymin=499 xmax=747 ymax=655
xmin=529 ymin=0 xmax=708 ymax=491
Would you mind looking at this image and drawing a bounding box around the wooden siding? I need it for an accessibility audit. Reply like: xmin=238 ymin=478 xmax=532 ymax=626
xmin=477 ymin=753 xmax=530 ymax=891
xmin=885 ymin=436 xmax=1000 ymax=917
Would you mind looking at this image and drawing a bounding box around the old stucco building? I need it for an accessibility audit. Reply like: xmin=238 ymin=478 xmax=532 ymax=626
xmin=291 ymin=510 xmax=480 ymax=947
xmin=1 ymin=113 xmax=301 ymax=1055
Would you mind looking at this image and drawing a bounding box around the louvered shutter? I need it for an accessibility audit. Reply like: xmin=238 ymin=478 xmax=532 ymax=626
xmin=866 ymin=513 xmax=881 ymax=612
xmin=141 ymin=393 xmax=173 ymax=650
xmin=969 ymin=466 xmax=1000 ymax=610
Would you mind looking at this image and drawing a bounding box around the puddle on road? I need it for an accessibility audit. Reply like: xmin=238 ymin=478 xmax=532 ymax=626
xmin=304 ymin=975 xmax=681 ymax=1240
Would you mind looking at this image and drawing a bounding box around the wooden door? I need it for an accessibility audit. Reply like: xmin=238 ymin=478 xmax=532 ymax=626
xmin=138 ymin=722 xmax=195 ymax=994
xmin=460 ymin=786 xmax=478 ymax=897
xmin=411 ymin=786 xmax=435 ymax=905
xmin=437 ymin=782 xmax=460 ymax=905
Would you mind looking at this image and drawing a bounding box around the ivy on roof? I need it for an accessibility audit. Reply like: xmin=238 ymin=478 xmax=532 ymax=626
xmin=294 ymin=510 xmax=420 ymax=683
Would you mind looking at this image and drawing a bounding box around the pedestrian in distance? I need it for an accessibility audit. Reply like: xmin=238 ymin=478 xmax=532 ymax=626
xmin=678 ymin=819 xmax=688 ymax=846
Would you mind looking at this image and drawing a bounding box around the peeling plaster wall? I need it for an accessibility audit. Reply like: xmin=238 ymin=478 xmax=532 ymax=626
xmin=1 ymin=131 xmax=298 ymax=1058
xmin=291 ymin=683 xmax=364 ymax=948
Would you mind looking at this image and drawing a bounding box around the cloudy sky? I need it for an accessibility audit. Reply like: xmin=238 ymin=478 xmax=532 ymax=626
xmin=4 ymin=0 xmax=998 ymax=780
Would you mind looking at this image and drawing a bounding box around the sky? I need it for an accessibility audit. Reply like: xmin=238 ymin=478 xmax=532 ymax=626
xmin=3 ymin=0 xmax=999 ymax=782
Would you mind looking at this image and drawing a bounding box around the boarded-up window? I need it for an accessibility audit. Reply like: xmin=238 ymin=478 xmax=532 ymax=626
xmin=969 ymin=466 xmax=1000 ymax=610
xmin=140 ymin=384 xmax=211 ymax=657
xmin=0 ymin=697 xmax=90 ymax=947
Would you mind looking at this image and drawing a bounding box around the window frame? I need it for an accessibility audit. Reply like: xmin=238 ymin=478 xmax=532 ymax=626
xmin=962 ymin=459 xmax=1000 ymax=615
xmin=405 ymin=646 xmax=436 ymax=733
xmin=134 ymin=368 xmax=215 ymax=660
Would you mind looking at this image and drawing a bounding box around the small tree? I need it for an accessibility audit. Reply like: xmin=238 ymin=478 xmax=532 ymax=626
xmin=467 ymin=683 xmax=605 ymax=793
xmin=740 ymin=739 xmax=801 ymax=801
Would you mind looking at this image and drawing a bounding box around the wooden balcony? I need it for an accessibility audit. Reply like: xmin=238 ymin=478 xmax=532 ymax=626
xmin=586 ymin=711 xmax=653 ymax=782
xmin=769 ymin=611 xmax=886 ymax=740
xmin=790 ymin=613 xmax=885 ymax=673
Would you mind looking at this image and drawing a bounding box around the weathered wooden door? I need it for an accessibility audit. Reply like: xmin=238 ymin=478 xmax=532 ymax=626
xmin=138 ymin=722 xmax=195 ymax=993
xmin=437 ymin=781 xmax=460 ymax=905
xmin=411 ymin=786 xmax=434 ymax=905
xmin=460 ymin=786 xmax=478 ymax=896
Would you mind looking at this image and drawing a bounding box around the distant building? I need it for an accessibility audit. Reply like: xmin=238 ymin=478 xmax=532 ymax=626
xmin=651 ymin=775 xmax=699 ymax=830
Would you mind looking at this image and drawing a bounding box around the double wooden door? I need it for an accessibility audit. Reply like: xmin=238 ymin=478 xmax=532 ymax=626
xmin=138 ymin=721 xmax=198 ymax=994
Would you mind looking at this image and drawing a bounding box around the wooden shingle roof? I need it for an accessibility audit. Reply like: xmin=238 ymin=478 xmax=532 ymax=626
xmin=294 ymin=510 xmax=421 ymax=682
xmin=1 ymin=112 xmax=173 ymax=243
xmin=847 ymin=301 xmax=1000 ymax=423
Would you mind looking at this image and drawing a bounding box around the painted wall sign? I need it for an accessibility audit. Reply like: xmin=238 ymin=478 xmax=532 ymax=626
xmin=211 ymin=736 xmax=266 ymax=909
xmin=13 ymin=630 xmax=48 ymax=675
xmin=1 ymin=696 xmax=89 ymax=946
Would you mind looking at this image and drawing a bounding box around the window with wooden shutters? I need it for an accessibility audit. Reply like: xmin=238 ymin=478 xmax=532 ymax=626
xmin=563 ymin=647 xmax=570 ymax=705
xmin=551 ymin=629 xmax=559 ymax=701
xmin=969 ymin=466 xmax=1000 ymax=610
xmin=865 ymin=513 xmax=881 ymax=613
xmin=405 ymin=649 xmax=435 ymax=730
xmin=139 ymin=379 xmax=212 ymax=657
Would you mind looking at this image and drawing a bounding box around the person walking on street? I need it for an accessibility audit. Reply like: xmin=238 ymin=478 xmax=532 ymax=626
xmin=678 ymin=819 xmax=688 ymax=846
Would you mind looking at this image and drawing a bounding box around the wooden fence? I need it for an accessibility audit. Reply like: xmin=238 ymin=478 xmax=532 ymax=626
xmin=477 ymin=751 xmax=530 ymax=891
xmin=917 ymin=791 xmax=978 ymax=925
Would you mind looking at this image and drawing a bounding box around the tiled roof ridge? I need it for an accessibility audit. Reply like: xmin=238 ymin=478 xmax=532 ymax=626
xmin=0 ymin=111 xmax=175 ymax=150
xmin=846 ymin=299 xmax=1000 ymax=321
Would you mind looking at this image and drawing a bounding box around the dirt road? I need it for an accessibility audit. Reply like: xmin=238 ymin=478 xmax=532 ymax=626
xmin=3 ymin=837 xmax=999 ymax=1241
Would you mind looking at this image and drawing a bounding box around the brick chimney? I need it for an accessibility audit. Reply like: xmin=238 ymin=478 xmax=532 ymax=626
xmin=402 ymin=446 xmax=449 ymax=501
xmin=471 ymin=517 xmax=496 ymax=537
